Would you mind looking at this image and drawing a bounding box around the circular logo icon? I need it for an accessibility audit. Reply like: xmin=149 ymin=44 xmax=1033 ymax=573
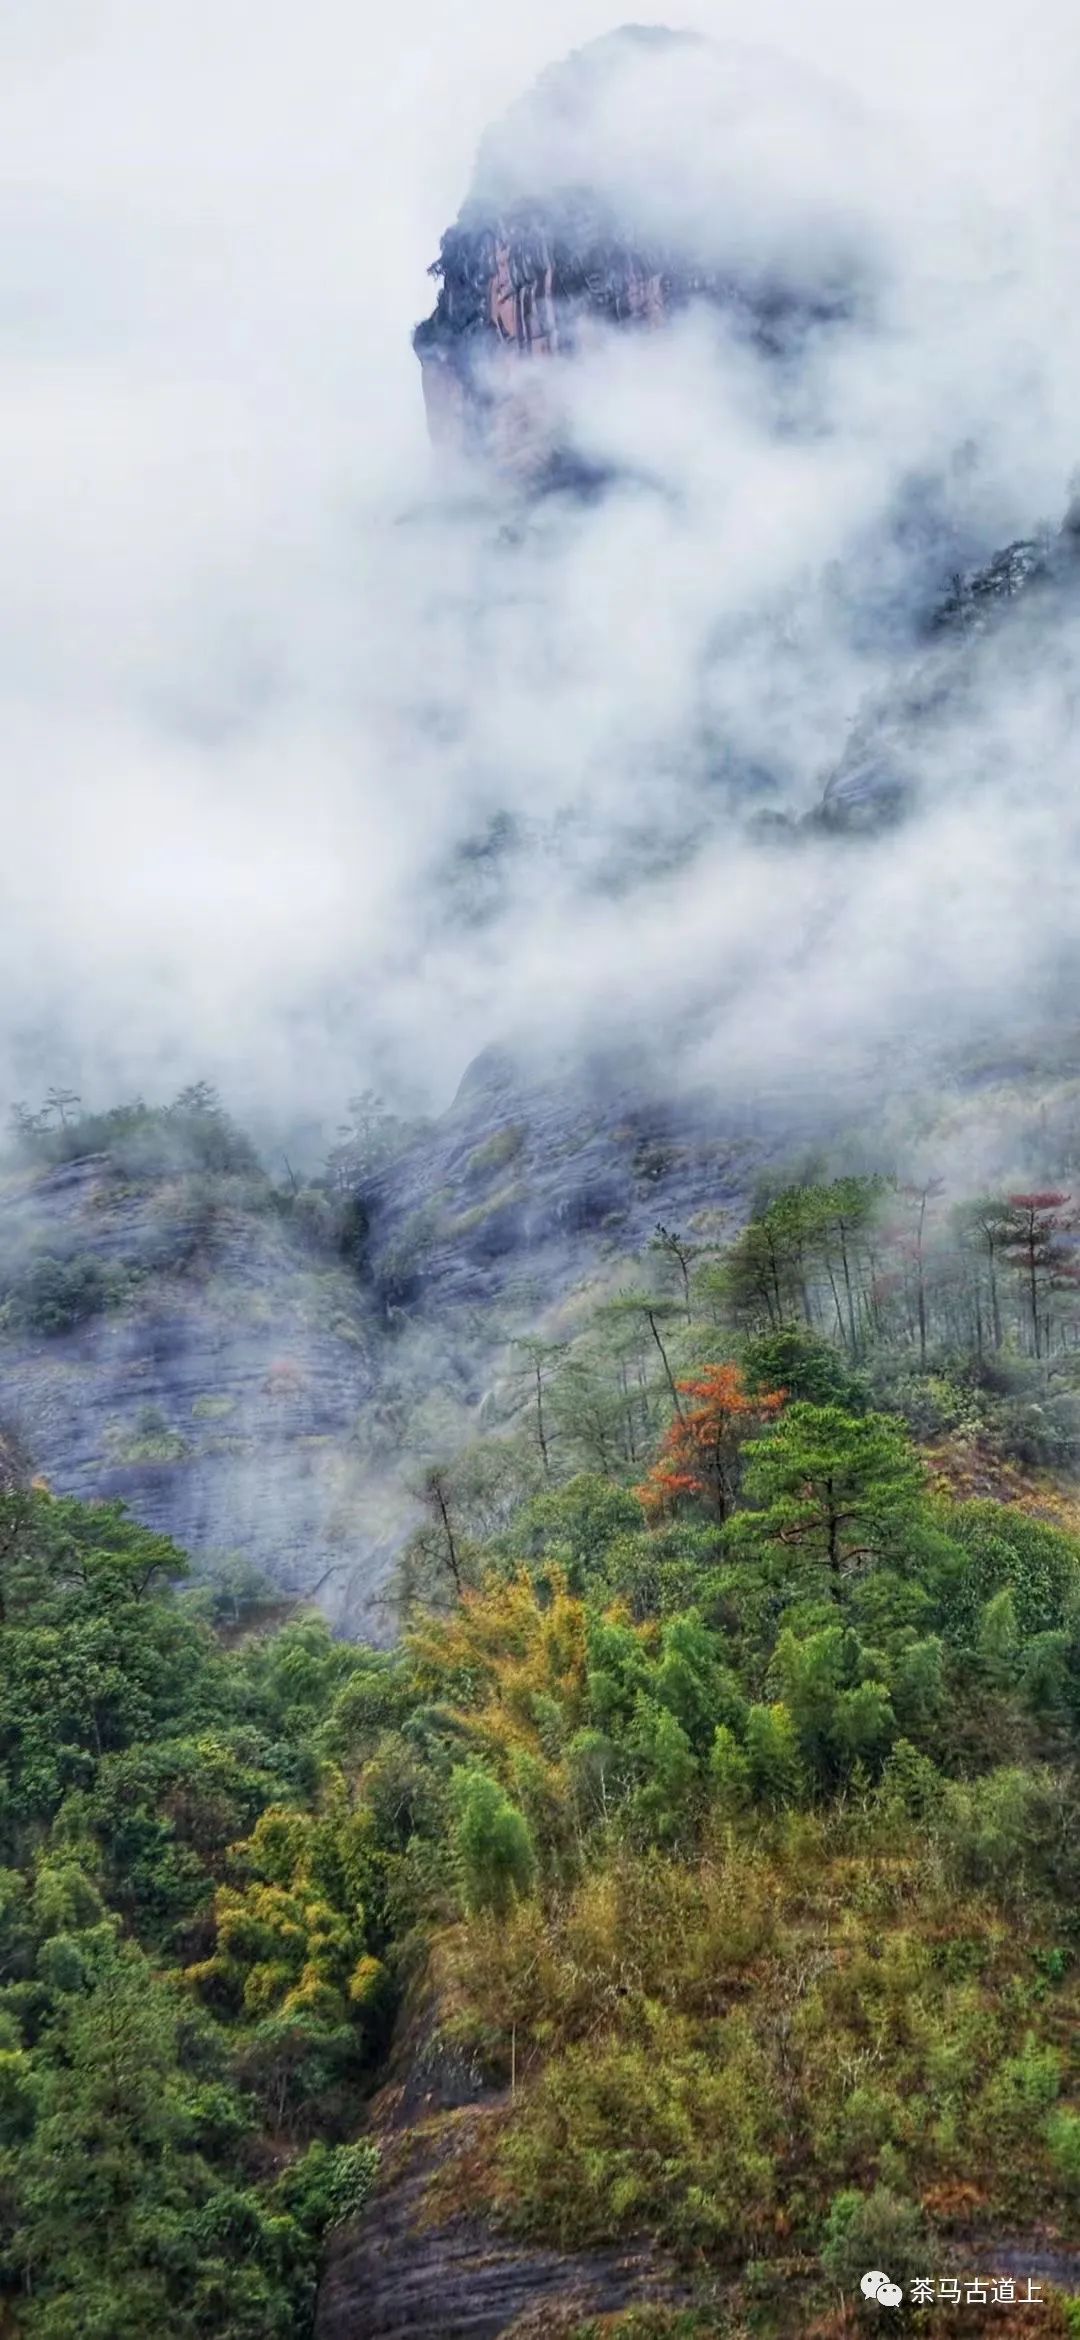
xmin=861 ymin=2271 xmax=903 ymax=2307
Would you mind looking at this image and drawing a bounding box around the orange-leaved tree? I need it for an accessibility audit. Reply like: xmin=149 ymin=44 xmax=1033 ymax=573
xmin=636 ymin=1363 xmax=784 ymax=1522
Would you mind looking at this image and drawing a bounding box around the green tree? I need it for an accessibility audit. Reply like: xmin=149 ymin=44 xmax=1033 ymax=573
xmin=744 ymin=1703 xmax=802 ymax=1807
xmin=769 ymin=1625 xmax=896 ymax=1788
xmin=709 ymin=1724 xmax=752 ymax=1813
xmin=820 ymin=2184 xmax=930 ymax=2298
xmin=628 ymin=1698 xmax=698 ymax=1841
xmin=450 ymin=1767 xmax=536 ymax=1917
xmin=743 ymin=1325 xmax=868 ymax=1412
xmin=731 ymin=1405 xmax=924 ymax=1591
xmin=3 ymin=1943 xmax=300 ymax=2339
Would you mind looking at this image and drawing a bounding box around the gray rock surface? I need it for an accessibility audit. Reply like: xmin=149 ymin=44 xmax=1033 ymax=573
xmin=414 ymin=26 xmax=857 ymax=484
xmin=315 ymin=2124 xmax=695 ymax=2340
xmin=0 ymin=1062 xmax=800 ymax=1635
xmin=315 ymin=1963 xmax=704 ymax=2340
xmin=0 ymin=1152 xmax=397 ymax=1633
xmin=817 ymin=505 xmax=1080 ymax=830
xmin=362 ymin=1045 xmax=799 ymax=1324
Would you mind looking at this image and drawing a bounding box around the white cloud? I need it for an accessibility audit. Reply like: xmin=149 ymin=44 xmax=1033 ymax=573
xmin=1 ymin=2 xmax=1079 ymax=1140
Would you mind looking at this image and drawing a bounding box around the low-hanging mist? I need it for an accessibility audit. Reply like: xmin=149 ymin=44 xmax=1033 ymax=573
xmin=3 ymin=2 xmax=1080 ymax=1143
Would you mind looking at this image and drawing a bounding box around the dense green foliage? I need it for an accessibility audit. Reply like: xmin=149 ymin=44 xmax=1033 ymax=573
xmin=4 ymin=1162 xmax=1080 ymax=2332
xmin=0 ymin=1085 xmax=273 ymax=1339
xmin=6 ymin=1084 xmax=260 ymax=1178
xmin=377 ymin=1178 xmax=1080 ymax=2328
xmin=0 ymin=1252 xmax=133 ymax=1337
xmin=391 ymin=1413 xmax=1080 ymax=2329
xmin=0 ymin=1494 xmax=384 ymax=2338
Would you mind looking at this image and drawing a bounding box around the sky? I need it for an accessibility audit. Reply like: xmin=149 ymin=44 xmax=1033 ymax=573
xmin=2 ymin=0 xmax=1080 ymax=1143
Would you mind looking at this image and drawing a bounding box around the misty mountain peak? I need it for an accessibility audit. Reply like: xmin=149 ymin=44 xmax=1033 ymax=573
xmin=413 ymin=26 xmax=882 ymax=482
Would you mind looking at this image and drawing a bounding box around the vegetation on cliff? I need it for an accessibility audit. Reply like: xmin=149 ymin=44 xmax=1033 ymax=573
xmin=3 ymin=1168 xmax=1080 ymax=2332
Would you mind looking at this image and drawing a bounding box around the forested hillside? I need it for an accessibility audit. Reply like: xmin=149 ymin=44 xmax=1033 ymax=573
xmin=4 ymin=1171 xmax=1080 ymax=2335
xmin=9 ymin=7 xmax=1080 ymax=2335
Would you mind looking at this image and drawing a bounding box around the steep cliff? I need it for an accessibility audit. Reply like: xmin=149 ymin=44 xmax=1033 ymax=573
xmin=0 ymin=1142 xmax=403 ymax=1636
xmin=313 ymin=1956 xmax=706 ymax=2340
xmin=0 ymin=1067 xmax=790 ymax=1631
xmin=3 ymin=33 xmax=1074 ymax=1633
xmin=414 ymin=26 xmax=858 ymax=484
xmin=817 ymin=496 xmax=1080 ymax=828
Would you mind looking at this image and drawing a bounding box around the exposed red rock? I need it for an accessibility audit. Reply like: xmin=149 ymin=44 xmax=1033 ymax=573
xmin=413 ymin=27 xmax=855 ymax=484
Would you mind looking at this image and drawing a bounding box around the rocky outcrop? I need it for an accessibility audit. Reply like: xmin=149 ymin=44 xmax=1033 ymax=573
xmin=0 ymin=1075 xmax=787 ymax=1634
xmin=315 ymin=1965 xmax=704 ymax=2340
xmin=416 ymin=29 xmax=1080 ymax=844
xmin=316 ymin=2113 xmax=697 ymax=2340
xmin=0 ymin=1034 xmax=1058 ymax=1635
xmin=0 ymin=1154 xmax=401 ymax=1636
xmin=317 ymin=1954 xmax=1080 ymax=2335
xmin=816 ymin=494 xmax=1080 ymax=830
xmin=360 ymin=1043 xmax=820 ymax=1325
xmin=414 ymin=27 xmax=853 ymax=483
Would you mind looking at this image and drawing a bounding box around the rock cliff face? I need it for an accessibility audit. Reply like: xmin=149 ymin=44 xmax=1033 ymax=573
xmin=0 ymin=1075 xmax=791 ymax=1632
xmin=817 ymin=498 xmax=1080 ymax=829
xmin=315 ymin=1965 xmax=702 ymax=2340
xmin=416 ymin=27 xmax=1080 ymax=843
xmin=0 ymin=1039 xmax=1044 ymax=1633
xmin=316 ymin=2112 xmax=694 ymax=2340
xmin=0 ymin=1152 xmax=402 ymax=1637
xmin=361 ymin=1044 xmax=814 ymax=1324
xmin=315 ymin=1951 xmax=1080 ymax=2339
xmin=414 ymin=26 xmax=853 ymax=483
xmin=4 ymin=35 xmax=1072 ymax=1641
